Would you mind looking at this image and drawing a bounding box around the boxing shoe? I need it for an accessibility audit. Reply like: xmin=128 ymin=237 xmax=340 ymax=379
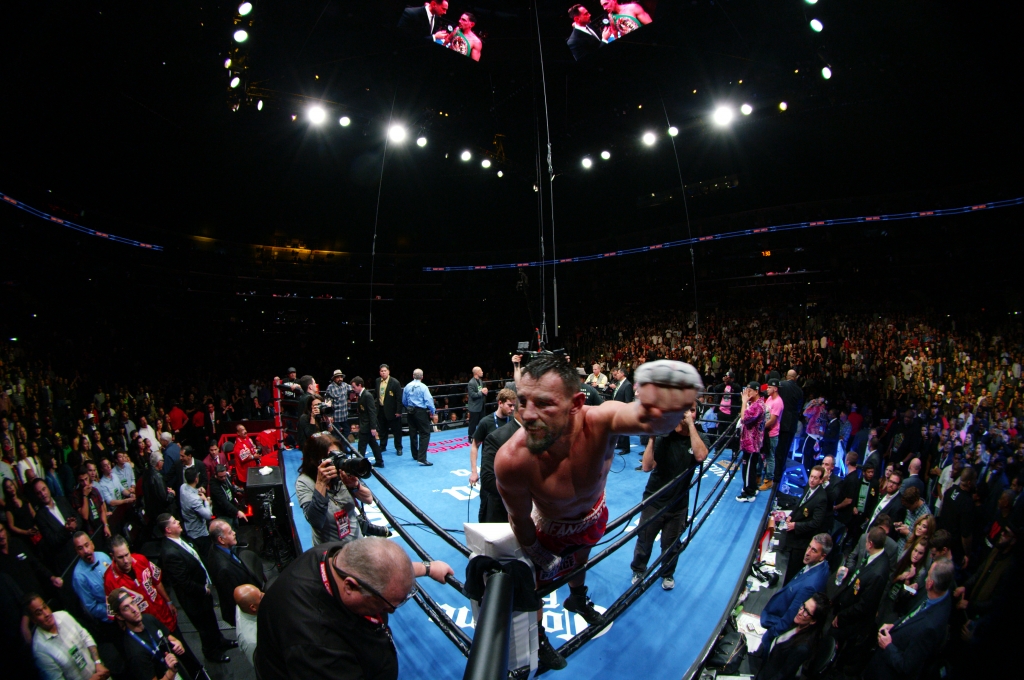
xmin=538 ymin=631 xmax=567 ymax=671
xmin=563 ymin=586 xmax=604 ymax=626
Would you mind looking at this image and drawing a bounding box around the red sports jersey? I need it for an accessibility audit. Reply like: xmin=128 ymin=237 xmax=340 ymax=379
xmin=103 ymin=554 xmax=177 ymax=630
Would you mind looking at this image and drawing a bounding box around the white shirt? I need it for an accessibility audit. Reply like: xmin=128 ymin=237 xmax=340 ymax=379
xmin=46 ymin=501 xmax=67 ymax=526
xmin=236 ymin=607 xmax=258 ymax=666
xmin=870 ymin=492 xmax=897 ymax=526
xmin=32 ymin=610 xmax=98 ymax=680
xmin=138 ymin=426 xmax=160 ymax=460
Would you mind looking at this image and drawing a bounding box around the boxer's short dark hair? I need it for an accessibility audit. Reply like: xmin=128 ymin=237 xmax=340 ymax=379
xmin=521 ymin=355 xmax=579 ymax=399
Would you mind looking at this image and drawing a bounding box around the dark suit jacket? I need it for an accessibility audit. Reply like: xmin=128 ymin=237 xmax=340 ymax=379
xmin=832 ymin=552 xmax=890 ymax=638
xmin=143 ymin=467 xmax=174 ymax=520
xmin=567 ymin=25 xmax=602 ymax=61
xmin=611 ymin=378 xmax=634 ymax=403
xmin=864 ymin=594 xmax=951 ymax=680
xmin=34 ymin=497 xmax=77 ymax=571
xmin=210 ymin=478 xmax=244 ymax=520
xmin=398 ymin=6 xmax=441 ymax=38
xmin=760 ymin=561 xmax=829 ymax=644
xmin=206 ymin=545 xmax=264 ymax=625
xmin=756 ymin=626 xmax=818 ymax=680
xmin=160 ymin=537 xmax=209 ymax=603
xmin=777 ymin=380 xmax=804 ymax=433
xmin=357 ymin=389 xmax=379 ymax=432
xmin=864 ymin=491 xmax=903 ymax=536
xmin=785 ymin=486 xmax=829 ymax=555
xmin=374 ymin=377 xmax=404 ymax=421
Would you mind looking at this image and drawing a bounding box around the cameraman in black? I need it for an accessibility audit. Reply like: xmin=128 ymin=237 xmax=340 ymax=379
xmin=108 ymin=587 xmax=188 ymax=680
xmin=294 ymin=432 xmax=374 ymax=547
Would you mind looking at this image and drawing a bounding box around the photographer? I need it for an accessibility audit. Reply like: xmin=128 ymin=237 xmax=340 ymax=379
xmin=108 ymin=587 xmax=187 ymax=680
xmin=297 ymin=395 xmax=323 ymax=448
xmin=294 ymin=432 xmax=373 ymax=547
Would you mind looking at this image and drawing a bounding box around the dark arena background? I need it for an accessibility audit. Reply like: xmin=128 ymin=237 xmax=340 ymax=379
xmin=0 ymin=2 xmax=1020 ymax=680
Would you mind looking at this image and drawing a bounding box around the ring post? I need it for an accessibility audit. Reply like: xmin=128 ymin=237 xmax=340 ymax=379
xmin=462 ymin=571 xmax=514 ymax=680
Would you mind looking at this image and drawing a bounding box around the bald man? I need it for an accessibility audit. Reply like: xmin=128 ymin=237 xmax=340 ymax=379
xmin=234 ymin=584 xmax=263 ymax=666
xmin=467 ymin=366 xmax=488 ymax=441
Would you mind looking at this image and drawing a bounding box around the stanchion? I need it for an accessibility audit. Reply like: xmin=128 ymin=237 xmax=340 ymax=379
xmin=462 ymin=571 xmax=514 ymax=680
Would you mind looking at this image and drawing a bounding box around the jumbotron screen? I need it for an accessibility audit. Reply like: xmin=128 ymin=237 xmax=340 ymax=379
xmin=565 ymin=1 xmax=655 ymax=61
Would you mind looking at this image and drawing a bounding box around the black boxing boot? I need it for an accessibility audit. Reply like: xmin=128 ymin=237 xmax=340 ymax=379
xmin=563 ymin=585 xmax=603 ymax=626
xmin=537 ymin=628 xmax=567 ymax=671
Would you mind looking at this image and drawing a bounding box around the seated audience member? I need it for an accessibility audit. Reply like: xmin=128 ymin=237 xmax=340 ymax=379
xmin=761 ymin=534 xmax=832 ymax=648
xmin=255 ymin=536 xmax=453 ymax=680
xmin=207 ymin=519 xmax=264 ymax=626
xmin=877 ymin=535 xmax=930 ymax=624
xmin=865 ymin=560 xmax=955 ymax=679
xmin=107 ymin=587 xmax=186 ymax=680
xmin=234 ymin=583 xmax=263 ymax=666
xmin=756 ymin=592 xmax=830 ymax=680
xmin=846 ymin=514 xmax=899 ymax=573
xmin=27 ymin=593 xmax=110 ymax=680
xmin=103 ymin=534 xmax=179 ymax=635
xmin=30 ymin=478 xmax=78 ymax=572
xmin=294 ymin=433 xmax=373 ymax=547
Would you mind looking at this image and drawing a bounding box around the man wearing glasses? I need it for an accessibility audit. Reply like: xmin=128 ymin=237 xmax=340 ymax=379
xmin=254 ymin=537 xmax=453 ymax=679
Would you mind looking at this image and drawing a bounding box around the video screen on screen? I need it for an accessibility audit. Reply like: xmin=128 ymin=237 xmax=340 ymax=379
xmin=566 ymin=1 xmax=655 ymax=61
xmin=397 ymin=1 xmax=489 ymax=62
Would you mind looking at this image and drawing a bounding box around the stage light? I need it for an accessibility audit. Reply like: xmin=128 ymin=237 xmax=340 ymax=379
xmin=461 ymin=150 xmax=471 ymax=161
xmin=712 ymin=106 xmax=734 ymax=126
xmin=238 ymin=2 xmax=253 ymax=15
xmin=740 ymin=103 xmax=753 ymax=115
xmin=339 ymin=116 xmax=351 ymax=126
xmin=497 ymin=171 xmax=504 ymax=177
xmin=810 ymin=19 xmax=823 ymax=32
xmin=779 ymin=101 xmax=788 ymax=111
xmin=308 ymin=106 xmax=326 ymax=124
xmin=224 ymin=58 xmax=232 ymax=69
xmin=481 ymin=159 xmax=492 ymax=168
xmin=642 ymin=132 xmax=656 ymax=145
xmin=668 ymin=126 xmax=679 ymax=137
xmin=388 ymin=125 xmax=407 ymax=142
xmin=805 ymin=0 xmax=818 ymax=4
xmin=601 ymin=150 xmax=611 ymax=160
xmin=233 ymin=29 xmax=249 ymax=43
xmin=229 ymin=76 xmax=240 ymax=88
xmin=257 ymin=100 xmax=263 ymax=111
xmin=581 ymin=157 xmax=593 ymax=168
xmin=821 ymin=66 xmax=832 ymax=79
xmin=416 ymin=136 xmax=427 ymax=147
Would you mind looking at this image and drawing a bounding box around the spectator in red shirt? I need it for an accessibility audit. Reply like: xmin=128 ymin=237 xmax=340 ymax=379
xmin=204 ymin=440 xmax=229 ymax=484
xmin=167 ymin=401 xmax=189 ymax=435
xmin=233 ymin=424 xmax=259 ymax=484
xmin=847 ymin=404 xmax=864 ymax=436
xmin=104 ymin=534 xmax=179 ymax=633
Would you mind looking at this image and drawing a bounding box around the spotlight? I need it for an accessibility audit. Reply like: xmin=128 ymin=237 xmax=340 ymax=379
xmin=461 ymin=150 xmax=471 ymax=161
xmin=601 ymin=150 xmax=611 ymax=160
xmin=740 ymin=103 xmax=753 ymax=115
xmin=388 ymin=125 xmax=407 ymax=142
xmin=712 ymin=106 xmax=734 ymax=126
xmin=581 ymin=157 xmax=593 ymax=168
xmin=642 ymin=132 xmax=656 ymax=145
xmin=238 ymin=2 xmax=253 ymax=15
xmin=233 ymin=29 xmax=249 ymax=43
xmin=497 ymin=171 xmax=504 ymax=177
xmin=339 ymin=116 xmax=351 ymax=126
xmin=308 ymin=106 xmax=326 ymax=124
xmin=668 ymin=126 xmax=679 ymax=137
xmin=779 ymin=101 xmax=788 ymax=111
xmin=810 ymin=19 xmax=823 ymax=32
xmin=229 ymin=76 xmax=240 ymax=88
xmin=257 ymin=100 xmax=263 ymax=111
xmin=821 ymin=66 xmax=832 ymax=79
xmin=481 ymin=159 xmax=492 ymax=168
xmin=224 ymin=58 xmax=232 ymax=69
xmin=805 ymin=0 xmax=818 ymax=4
xmin=416 ymin=136 xmax=427 ymax=147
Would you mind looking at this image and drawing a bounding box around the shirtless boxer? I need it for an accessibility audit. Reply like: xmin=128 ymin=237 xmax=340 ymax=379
xmin=495 ymin=354 xmax=701 ymax=669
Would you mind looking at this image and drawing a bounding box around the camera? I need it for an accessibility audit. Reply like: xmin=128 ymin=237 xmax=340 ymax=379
xmin=513 ymin=341 xmax=567 ymax=364
xmin=330 ymin=447 xmax=373 ymax=479
xmin=358 ymin=515 xmax=393 ymax=538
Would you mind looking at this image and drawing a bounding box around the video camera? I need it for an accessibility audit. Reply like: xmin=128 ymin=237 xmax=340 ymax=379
xmin=513 ymin=340 xmax=568 ymax=364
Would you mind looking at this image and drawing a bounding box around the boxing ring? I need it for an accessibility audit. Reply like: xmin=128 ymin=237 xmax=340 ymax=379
xmin=281 ymin=423 xmax=770 ymax=679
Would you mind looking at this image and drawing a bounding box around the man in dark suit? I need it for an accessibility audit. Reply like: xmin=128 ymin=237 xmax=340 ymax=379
xmin=352 ymin=377 xmax=383 ymax=467
xmin=398 ymin=1 xmax=448 ymax=39
xmin=610 ymin=366 xmax=634 ymax=454
xmin=830 ymin=526 xmax=891 ymax=649
xmin=776 ymin=369 xmax=804 ymax=482
xmin=864 ymin=469 xmax=904 ymax=540
xmin=864 ymin=559 xmax=954 ymax=680
xmin=143 ymin=451 xmax=176 ymax=534
xmin=375 ymin=364 xmax=404 ymax=456
xmin=207 ymin=520 xmax=264 ymax=627
xmin=157 ymin=513 xmax=233 ymax=662
xmin=783 ymin=465 xmax=831 ymax=582
xmin=210 ymin=464 xmax=246 ymax=530
xmin=760 ymin=533 xmax=832 ymax=649
xmin=174 ymin=446 xmax=209 ymax=495
xmin=29 ymin=478 xmax=78 ymax=572
xmin=567 ymin=5 xmax=603 ymax=61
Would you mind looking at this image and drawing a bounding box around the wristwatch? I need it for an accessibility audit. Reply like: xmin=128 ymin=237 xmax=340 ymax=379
xmin=421 ymin=561 xmax=431 ymax=577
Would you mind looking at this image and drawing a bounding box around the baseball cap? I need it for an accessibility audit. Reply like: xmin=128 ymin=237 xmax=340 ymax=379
xmin=287 ymin=367 xmax=297 ymax=374
xmin=746 ymin=381 xmax=760 ymax=391
xmin=767 ymin=378 xmax=780 ymax=387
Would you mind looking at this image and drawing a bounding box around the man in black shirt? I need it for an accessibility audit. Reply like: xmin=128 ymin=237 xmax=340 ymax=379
xmin=109 ymin=587 xmax=187 ymax=680
xmin=937 ymin=466 xmax=976 ymax=568
xmin=610 ymin=367 xmax=634 ymax=454
xmin=776 ymin=369 xmax=804 ymax=482
xmin=630 ymin=404 xmax=709 ymax=590
xmin=477 ymin=395 xmax=522 ymax=523
xmin=255 ymin=537 xmax=453 ymax=680
xmin=468 ymin=389 xmax=516 ymax=488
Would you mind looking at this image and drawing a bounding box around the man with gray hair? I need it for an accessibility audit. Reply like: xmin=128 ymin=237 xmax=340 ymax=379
xmin=759 ymin=533 xmax=833 ymax=652
xmin=402 ymin=368 xmax=439 ymax=466
xmin=144 ymin=451 xmax=176 ymax=526
xmin=207 ymin=519 xmax=263 ymax=626
xmin=255 ymin=537 xmax=453 ymax=679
